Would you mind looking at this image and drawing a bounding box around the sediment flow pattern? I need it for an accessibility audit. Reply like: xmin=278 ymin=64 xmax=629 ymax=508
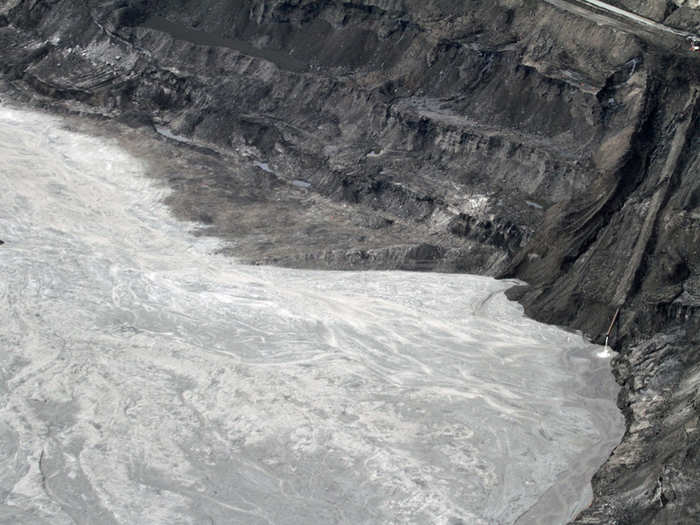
xmin=0 ymin=107 xmax=623 ymax=524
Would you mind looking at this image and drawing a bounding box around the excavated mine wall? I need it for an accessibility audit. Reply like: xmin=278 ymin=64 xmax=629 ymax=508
xmin=0 ymin=0 xmax=698 ymax=522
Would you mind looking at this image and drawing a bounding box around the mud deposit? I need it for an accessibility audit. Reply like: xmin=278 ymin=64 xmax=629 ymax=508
xmin=0 ymin=107 xmax=623 ymax=524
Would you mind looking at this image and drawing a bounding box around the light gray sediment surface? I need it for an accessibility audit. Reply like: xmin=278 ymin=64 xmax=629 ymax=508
xmin=0 ymin=106 xmax=623 ymax=524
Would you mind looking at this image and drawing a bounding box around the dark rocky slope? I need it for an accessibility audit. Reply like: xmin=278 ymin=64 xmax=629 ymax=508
xmin=0 ymin=0 xmax=698 ymax=522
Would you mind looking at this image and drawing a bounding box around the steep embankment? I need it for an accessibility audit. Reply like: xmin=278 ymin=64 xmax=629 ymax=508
xmin=0 ymin=0 xmax=698 ymax=522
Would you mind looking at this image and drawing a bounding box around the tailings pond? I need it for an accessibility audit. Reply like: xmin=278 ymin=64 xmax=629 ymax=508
xmin=0 ymin=106 xmax=624 ymax=524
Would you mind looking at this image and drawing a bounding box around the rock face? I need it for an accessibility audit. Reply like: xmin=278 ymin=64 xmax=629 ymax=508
xmin=0 ymin=0 xmax=698 ymax=522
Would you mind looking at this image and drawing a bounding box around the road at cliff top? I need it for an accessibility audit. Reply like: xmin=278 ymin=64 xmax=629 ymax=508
xmin=544 ymin=0 xmax=697 ymax=45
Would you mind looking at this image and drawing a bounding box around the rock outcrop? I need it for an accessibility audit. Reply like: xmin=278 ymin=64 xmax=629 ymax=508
xmin=0 ymin=0 xmax=698 ymax=522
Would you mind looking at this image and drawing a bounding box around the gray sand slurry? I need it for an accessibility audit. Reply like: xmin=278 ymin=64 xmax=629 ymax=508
xmin=0 ymin=105 xmax=623 ymax=524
